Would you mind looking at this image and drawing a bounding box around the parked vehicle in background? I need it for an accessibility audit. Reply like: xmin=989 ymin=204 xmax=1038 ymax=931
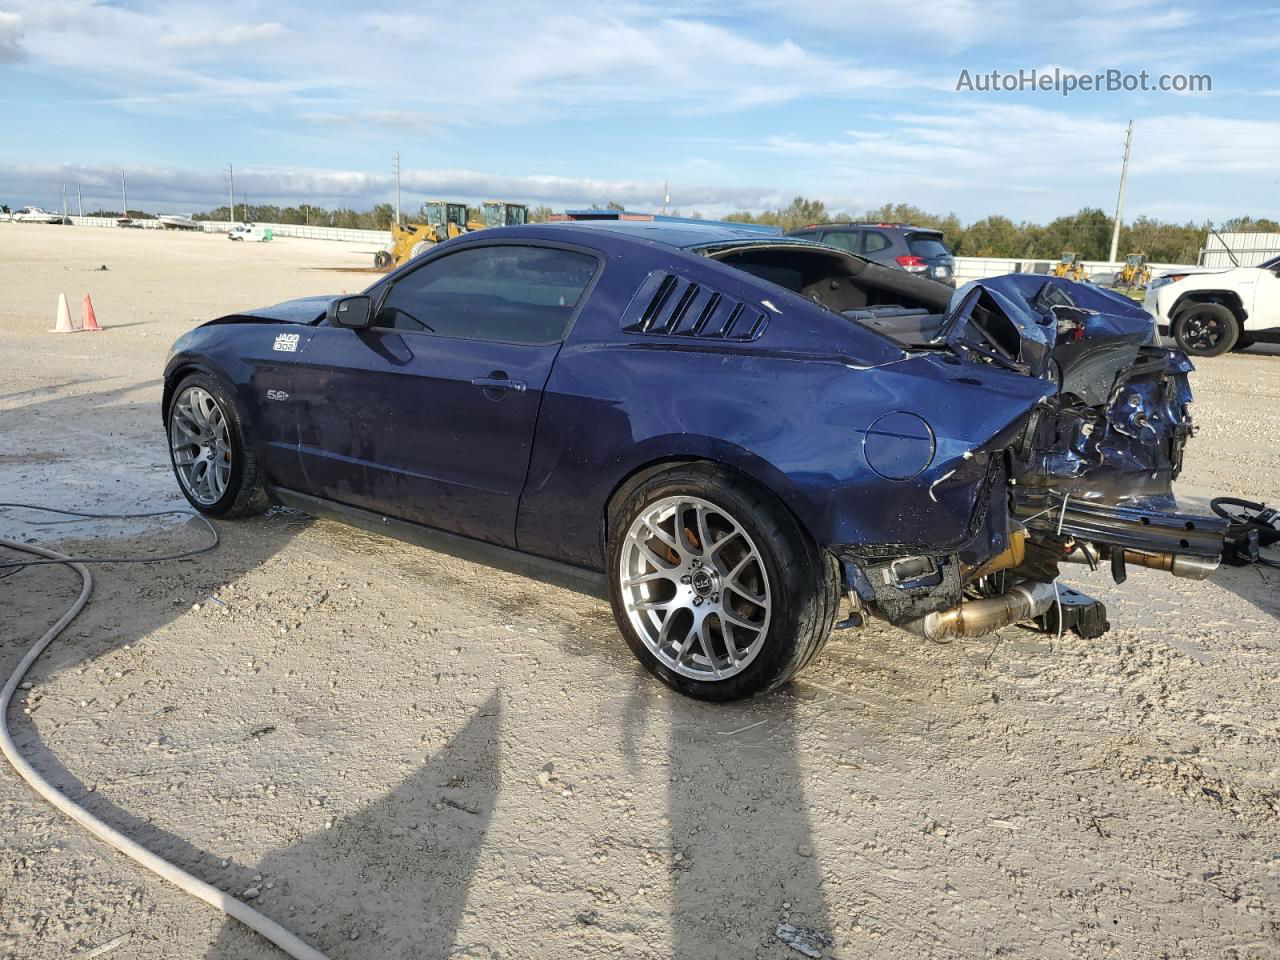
xmin=163 ymin=221 xmax=1231 ymax=702
xmin=0 ymin=205 xmax=11 ymax=222
xmin=1144 ymin=254 xmax=1280 ymax=356
xmin=785 ymin=222 xmax=955 ymax=285
xmin=228 ymin=224 xmax=273 ymax=242
xmin=11 ymin=206 xmax=63 ymax=224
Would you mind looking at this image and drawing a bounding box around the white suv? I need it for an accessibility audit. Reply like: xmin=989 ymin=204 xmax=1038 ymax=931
xmin=1145 ymin=254 xmax=1280 ymax=356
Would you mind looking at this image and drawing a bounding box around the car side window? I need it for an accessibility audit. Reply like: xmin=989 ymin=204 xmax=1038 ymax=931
xmin=375 ymin=245 xmax=598 ymax=344
xmin=818 ymin=231 xmax=858 ymax=253
xmin=861 ymin=231 xmax=892 ymax=254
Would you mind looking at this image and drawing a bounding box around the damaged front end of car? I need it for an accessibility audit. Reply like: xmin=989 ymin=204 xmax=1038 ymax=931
xmin=841 ymin=274 xmax=1231 ymax=642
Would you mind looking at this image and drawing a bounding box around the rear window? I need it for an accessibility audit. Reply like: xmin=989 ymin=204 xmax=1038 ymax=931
xmin=862 ymin=231 xmax=892 ymax=254
xmin=817 ymin=231 xmax=858 ymax=253
xmin=907 ymin=233 xmax=951 ymax=258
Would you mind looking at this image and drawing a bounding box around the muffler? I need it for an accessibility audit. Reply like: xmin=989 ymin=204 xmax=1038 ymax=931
xmin=902 ymin=580 xmax=1057 ymax=643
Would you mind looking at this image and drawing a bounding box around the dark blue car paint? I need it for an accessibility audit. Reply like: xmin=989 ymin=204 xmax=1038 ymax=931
xmin=163 ymin=223 xmax=1171 ymax=588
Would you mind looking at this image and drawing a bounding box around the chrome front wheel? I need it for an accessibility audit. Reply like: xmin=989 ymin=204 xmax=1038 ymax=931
xmin=618 ymin=495 xmax=772 ymax=681
xmin=169 ymin=386 xmax=232 ymax=506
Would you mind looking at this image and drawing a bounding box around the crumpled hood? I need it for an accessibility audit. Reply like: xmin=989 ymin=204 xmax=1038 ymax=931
xmin=213 ymin=295 xmax=340 ymax=326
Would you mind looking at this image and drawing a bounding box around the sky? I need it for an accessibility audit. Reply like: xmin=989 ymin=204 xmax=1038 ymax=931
xmin=1 ymin=0 xmax=1278 ymax=223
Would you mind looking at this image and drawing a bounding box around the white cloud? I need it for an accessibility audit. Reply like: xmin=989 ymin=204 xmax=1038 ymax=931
xmin=730 ymin=102 xmax=1280 ymax=220
xmin=158 ymin=22 xmax=285 ymax=50
xmin=0 ymin=11 xmax=24 ymax=62
xmin=300 ymin=110 xmax=446 ymax=136
xmin=2 ymin=1 xmax=915 ymax=124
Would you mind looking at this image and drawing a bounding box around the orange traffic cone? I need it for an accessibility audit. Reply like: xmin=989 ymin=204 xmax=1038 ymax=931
xmin=49 ymin=293 xmax=79 ymax=333
xmin=82 ymin=294 xmax=103 ymax=332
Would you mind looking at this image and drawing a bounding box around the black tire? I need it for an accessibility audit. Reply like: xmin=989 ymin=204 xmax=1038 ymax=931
xmin=166 ymin=372 xmax=270 ymax=518
xmin=606 ymin=464 xmax=838 ymax=701
xmin=1172 ymin=302 xmax=1239 ymax=357
xmin=373 ymin=250 xmax=392 ymax=269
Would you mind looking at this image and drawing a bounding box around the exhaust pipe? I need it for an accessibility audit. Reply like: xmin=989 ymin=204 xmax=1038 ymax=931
xmin=903 ymin=581 xmax=1057 ymax=643
xmin=1063 ymin=545 xmax=1219 ymax=580
xmin=1121 ymin=550 xmax=1219 ymax=580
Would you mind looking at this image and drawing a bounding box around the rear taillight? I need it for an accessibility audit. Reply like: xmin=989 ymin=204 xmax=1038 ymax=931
xmin=895 ymin=254 xmax=927 ymax=270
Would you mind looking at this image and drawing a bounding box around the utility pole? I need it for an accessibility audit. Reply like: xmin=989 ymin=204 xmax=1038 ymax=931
xmin=662 ymin=181 xmax=669 ymax=216
xmin=121 ymin=172 xmax=129 ymax=219
xmin=227 ymin=163 xmax=235 ymax=225
xmin=76 ymin=180 xmax=83 ymax=217
xmin=1108 ymin=119 xmax=1133 ymax=264
xmin=62 ymin=183 xmax=68 ymax=221
xmin=393 ymin=151 xmax=401 ymax=226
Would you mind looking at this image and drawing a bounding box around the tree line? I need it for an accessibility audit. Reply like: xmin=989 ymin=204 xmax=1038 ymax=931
xmin=724 ymin=199 xmax=1279 ymax=264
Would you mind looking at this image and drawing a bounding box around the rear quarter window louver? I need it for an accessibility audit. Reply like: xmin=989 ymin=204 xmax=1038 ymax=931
xmin=621 ymin=271 xmax=768 ymax=341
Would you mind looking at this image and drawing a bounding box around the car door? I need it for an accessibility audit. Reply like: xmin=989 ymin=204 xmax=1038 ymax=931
xmin=1248 ymin=261 xmax=1280 ymax=330
xmin=290 ymin=241 xmax=601 ymax=547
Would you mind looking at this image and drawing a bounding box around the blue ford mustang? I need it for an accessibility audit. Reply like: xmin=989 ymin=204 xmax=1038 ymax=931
xmin=164 ymin=221 xmax=1226 ymax=700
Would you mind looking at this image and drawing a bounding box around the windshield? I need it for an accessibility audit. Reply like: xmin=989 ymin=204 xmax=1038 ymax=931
xmin=1259 ymin=254 xmax=1280 ymax=270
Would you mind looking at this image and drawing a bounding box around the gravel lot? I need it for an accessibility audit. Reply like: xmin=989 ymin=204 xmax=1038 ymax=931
xmin=2 ymin=223 xmax=1278 ymax=960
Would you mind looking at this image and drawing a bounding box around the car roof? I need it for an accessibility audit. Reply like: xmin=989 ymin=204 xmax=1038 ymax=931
xmin=539 ymin=219 xmax=788 ymax=248
xmin=476 ymin=220 xmax=822 ymax=252
xmin=790 ymin=222 xmax=942 ymax=233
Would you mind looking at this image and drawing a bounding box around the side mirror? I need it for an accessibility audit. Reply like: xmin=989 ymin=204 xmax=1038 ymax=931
xmin=328 ymin=295 xmax=372 ymax=329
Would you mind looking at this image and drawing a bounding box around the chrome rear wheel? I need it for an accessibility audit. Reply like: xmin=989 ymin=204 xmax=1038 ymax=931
xmin=618 ymin=495 xmax=772 ymax=681
xmin=169 ymin=386 xmax=231 ymax=506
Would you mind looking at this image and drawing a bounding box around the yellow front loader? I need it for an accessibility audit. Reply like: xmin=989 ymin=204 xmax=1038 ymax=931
xmin=373 ymin=201 xmax=531 ymax=269
xmin=1114 ymin=253 xmax=1152 ymax=289
xmin=1050 ymin=252 xmax=1087 ymax=283
xmin=480 ymin=201 xmax=528 ymax=227
xmin=373 ymin=201 xmax=470 ymax=269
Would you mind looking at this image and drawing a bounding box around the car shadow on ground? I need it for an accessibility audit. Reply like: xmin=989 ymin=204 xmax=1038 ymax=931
xmin=1210 ymin=562 xmax=1280 ymax=620
xmin=203 ymin=693 xmax=503 ymax=959
xmin=194 ymin=675 xmax=830 ymax=959
xmin=622 ymin=680 xmax=832 ymax=958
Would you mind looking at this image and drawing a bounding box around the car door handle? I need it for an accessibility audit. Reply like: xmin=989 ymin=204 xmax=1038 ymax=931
xmin=470 ymin=375 xmax=527 ymax=393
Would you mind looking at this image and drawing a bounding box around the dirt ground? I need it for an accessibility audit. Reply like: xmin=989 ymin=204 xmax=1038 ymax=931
xmin=1 ymin=223 xmax=1278 ymax=960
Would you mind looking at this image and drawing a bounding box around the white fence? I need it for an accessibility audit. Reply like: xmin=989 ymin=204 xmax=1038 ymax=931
xmin=65 ymin=216 xmax=390 ymax=245
xmin=197 ymin=221 xmax=390 ymax=243
xmin=953 ymin=256 xmax=1197 ymax=286
xmin=70 ymin=216 xmax=165 ymax=229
